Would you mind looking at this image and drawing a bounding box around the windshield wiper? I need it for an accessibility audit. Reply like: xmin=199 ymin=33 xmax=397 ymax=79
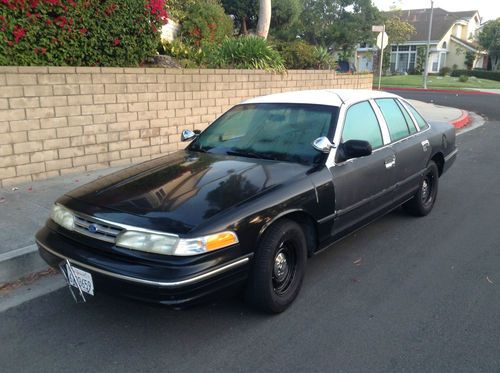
xmin=226 ymin=149 xmax=277 ymax=161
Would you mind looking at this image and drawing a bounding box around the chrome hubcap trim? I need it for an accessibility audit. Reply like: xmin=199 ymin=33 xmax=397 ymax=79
xmin=274 ymin=252 xmax=289 ymax=282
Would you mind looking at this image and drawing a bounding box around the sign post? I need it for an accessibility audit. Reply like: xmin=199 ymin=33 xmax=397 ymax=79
xmin=373 ymin=25 xmax=388 ymax=90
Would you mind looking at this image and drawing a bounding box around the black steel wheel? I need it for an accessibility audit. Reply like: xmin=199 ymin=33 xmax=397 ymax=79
xmin=403 ymin=160 xmax=439 ymax=217
xmin=246 ymin=219 xmax=307 ymax=313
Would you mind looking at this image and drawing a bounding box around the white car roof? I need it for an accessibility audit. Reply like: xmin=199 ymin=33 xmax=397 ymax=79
xmin=241 ymin=89 xmax=400 ymax=107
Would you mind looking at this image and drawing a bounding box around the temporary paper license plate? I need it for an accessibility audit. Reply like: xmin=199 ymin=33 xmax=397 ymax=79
xmin=65 ymin=262 xmax=94 ymax=296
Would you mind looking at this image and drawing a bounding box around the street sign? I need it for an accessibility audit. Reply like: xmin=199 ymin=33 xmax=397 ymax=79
xmin=376 ymin=31 xmax=389 ymax=50
xmin=372 ymin=25 xmax=384 ymax=32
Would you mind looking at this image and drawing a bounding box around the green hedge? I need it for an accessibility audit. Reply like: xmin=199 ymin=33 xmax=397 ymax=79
xmin=0 ymin=0 xmax=167 ymax=66
xmin=450 ymin=69 xmax=500 ymax=82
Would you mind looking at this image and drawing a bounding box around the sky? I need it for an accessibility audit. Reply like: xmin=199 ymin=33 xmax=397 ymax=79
xmin=372 ymin=0 xmax=500 ymax=22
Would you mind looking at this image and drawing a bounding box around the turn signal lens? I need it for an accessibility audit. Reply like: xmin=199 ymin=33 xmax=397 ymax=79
xmin=206 ymin=232 xmax=238 ymax=251
xmin=173 ymin=231 xmax=239 ymax=256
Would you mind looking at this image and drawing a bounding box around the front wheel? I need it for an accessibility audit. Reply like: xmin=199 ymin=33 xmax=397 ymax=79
xmin=403 ymin=160 xmax=439 ymax=216
xmin=246 ymin=219 xmax=307 ymax=313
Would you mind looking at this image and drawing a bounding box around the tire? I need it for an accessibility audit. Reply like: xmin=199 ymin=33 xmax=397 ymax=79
xmin=246 ymin=219 xmax=307 ymax=313
xmin=403 ymin=160 xmax=439 ymax=217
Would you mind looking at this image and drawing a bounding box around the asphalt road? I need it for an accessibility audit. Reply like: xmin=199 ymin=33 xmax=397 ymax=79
xmin=2 ymin=94 xmax=500 ymax=372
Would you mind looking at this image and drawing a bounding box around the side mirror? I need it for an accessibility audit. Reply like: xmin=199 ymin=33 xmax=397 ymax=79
xmin=312 ymin=136 xmax=336 ymax=153
xmin=337 ymin=139 xmax=372 ymax=162
xmin=181 ymin=129 xmax=200 ymax=142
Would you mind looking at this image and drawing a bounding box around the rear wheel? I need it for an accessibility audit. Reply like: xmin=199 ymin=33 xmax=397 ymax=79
xmin=246 ymin=219 xmax=307 ymax=313
xmin=403 ymin=160 xmax=439 ymax=216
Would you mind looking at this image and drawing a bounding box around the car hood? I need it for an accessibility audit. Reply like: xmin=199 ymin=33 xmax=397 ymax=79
xmin=65 ymin=150 xmax=310 ymax=234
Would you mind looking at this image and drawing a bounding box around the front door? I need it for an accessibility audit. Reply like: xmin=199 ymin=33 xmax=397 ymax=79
xmin=329 ymin=100 xmax=396 ymax=236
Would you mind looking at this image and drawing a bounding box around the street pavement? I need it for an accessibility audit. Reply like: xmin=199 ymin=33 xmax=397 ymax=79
xmin=1 ymin=93 xmax=500 ymax=372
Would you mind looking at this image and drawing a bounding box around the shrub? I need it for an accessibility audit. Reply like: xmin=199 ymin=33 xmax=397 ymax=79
xmin=439 ymin=67 xmax=451 ymax=76
xmin=181 ymin=0 xmax=233 ymax=47
xmin=450 ymin=69 xmax=500 ymax=82
xmin=0 ymin=0 xmax=167 ymax=66
xmin=204 ymin=36 xmax=285 ymax=73
xmin=458 ymin=75 xmax=469 ymax=83
xmin=272 ymin=40 xmax=317 ymax=69
xmin=313 ymin=46 xmax=335 ymax=70
xmin=158 ymin=39 xmax=204 ymax=66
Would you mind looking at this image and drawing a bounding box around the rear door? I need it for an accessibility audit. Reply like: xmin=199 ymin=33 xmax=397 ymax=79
xmin=329 ymin=100 xmax=396 ymax=236
xmin=374 ymin=98 xmax=430 ymax=201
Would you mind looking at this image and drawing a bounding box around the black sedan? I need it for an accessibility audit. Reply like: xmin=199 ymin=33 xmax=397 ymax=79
xmin=36 ymin=89 xmax=457 ymax=313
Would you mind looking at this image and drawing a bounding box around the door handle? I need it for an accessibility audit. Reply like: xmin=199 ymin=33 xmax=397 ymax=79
xmin=385 ymin=156 xmax=396 ymax=169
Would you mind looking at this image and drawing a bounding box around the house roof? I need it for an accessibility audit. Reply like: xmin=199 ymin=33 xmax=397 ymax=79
xmin=385 ymin=8 xmax=478 ymax=42
xmin=450 ymin=35 xmax=481 ymax=52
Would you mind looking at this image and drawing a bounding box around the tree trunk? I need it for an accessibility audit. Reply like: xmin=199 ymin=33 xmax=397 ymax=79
xmin=240 ymin=16 xmax=248 ymax=35
xmin=256 ymin=0 xmax=271 ymax=39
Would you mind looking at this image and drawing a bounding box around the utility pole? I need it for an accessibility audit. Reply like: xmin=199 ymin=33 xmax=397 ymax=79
xmin=423 ymin=0 xmax=434 ymax=89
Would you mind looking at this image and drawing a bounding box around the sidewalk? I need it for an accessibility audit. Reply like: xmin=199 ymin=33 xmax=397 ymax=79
xmin=0 ymin=100 xmax=477 ymax=285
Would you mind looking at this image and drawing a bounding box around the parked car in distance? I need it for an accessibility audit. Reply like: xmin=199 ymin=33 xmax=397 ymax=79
xmin=37 ymin=89 xmax=457 ymax=313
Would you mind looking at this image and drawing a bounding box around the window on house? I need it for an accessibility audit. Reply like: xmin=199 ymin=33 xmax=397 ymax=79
xmin=392 ymin=45 xmax=397 ymax=51
xmin=442 ymin=41 xmax=447 ymax=49
xmin=398 ymin=46 xmax=410 ymax=51
xmin=410 ymin=46 xmax=417 ymax=51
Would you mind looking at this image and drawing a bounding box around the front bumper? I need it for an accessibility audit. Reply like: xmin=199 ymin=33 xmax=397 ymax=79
xmin=36 ymin=225 xmax=251 ymax=305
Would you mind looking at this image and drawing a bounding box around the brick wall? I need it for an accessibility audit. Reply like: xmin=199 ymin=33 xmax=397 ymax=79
xmin=0 ymin=66 xmax=373 ymax=187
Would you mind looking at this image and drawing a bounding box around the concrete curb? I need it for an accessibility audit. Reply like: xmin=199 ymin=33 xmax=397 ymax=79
xmin=0 ymin=244 xmax=47 ymax=284
xmin=451 ymin=110 xmax=471 ymax=129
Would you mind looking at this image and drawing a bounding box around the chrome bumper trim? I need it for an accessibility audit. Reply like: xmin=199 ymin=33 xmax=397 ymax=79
xmin=37 ymin=240 xmax=250 ymax=288
xmin=444 ymin=148 xmax=458 ymax=162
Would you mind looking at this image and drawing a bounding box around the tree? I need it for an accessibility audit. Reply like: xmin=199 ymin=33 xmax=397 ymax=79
xmin=256 ymin=0 xmax=271 ymax=39
xmin=384 ymin=16 xmax=416 ymax=45
xmin=269 ymin=0 xmax=302 ymax=41
xmin=301 ymin=0 xmax=381 ymax=53
xmin=477 ymin=18 xmax=500 ymax=71
xmin=221 ymin=0 xmax=257 ymax=35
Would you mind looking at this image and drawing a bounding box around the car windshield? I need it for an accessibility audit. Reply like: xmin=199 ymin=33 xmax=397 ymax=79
xmin=189 ymin=103 xmax=338 ymax=164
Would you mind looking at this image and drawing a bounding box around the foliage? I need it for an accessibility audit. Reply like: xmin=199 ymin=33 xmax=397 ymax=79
xmin=300 ymin=0 xmax=381 ymax=53
xmin=384 ymin=16 xmax=416 ymax=45
xmin=313 ymin=46 xmax=336 ymax=70
xmin=167 ymin=0 xmax=197 ymax=21
xmin=181 ymin=0 xmax=233 ymax=47
xmin=221 ymin=0 xmax=257 ymax=34
xmin=0 ymin=0 xmax=167 ymax=66
xmin=204 ymin=36 xmax=285 ymax=72
xmin=269 ymin=0 xmax=301 ymax=41
xmin=464 ymin=51 xmax=476 ymax=70
xmin=272 ymin=40 xmax=335 ymax=70
xmin=450 ymin=69 xmax=500 ymax=82
xmin=477 ymin=18 xmax=500 ymax=70
xmin=415 ymin=46 xmax=426 ymax=74
xmin=272 ymin=40 xmax=316 ymax=69
xmin=439 ymin=67 xmax=451 ymax=76
xmin=458 ymin=74 xmax=469 ymax=83
xmin=158 ymin=39 xmax=204 ymax=66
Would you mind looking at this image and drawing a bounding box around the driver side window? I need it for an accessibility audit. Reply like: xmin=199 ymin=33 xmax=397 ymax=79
xmin=342 ymin=101 xmax=383 ymax=149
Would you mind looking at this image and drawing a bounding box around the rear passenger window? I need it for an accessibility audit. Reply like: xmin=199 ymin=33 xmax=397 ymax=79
xmin=375 ymin=98 xmax=410 ymax=141
xmin=396 ymin=100 xmax=417 ymax=133
xmin=342 ymin=101 xmax=383 ymax=149
xmin=405 ymin=103 xmax=429 ymax=130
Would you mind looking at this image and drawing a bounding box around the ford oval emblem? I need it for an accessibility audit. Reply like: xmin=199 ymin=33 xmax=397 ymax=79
xmin=88 ymin=224 xmax=98 ymax=233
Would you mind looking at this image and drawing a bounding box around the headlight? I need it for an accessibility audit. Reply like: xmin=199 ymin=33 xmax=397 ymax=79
xmin=115 ymin=231 xmax=179 ymax=255
xmin=115 ymin=230 xmax=238 ymax=256
xmin=50 ymin=204 xmax=75 ymax=231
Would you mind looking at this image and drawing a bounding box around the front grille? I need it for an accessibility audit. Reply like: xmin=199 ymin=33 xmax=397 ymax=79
xmin=73 ymin=214 xmax=124 ymax=243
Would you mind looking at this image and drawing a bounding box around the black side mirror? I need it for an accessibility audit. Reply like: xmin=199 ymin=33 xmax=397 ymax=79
xmin=337 ymin=139 xmax=372 ymax=162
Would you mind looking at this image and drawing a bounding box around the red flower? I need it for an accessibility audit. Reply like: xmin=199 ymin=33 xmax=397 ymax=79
xmin=113 ymin=38 xmax=120 ymax=46
xmin=79 ymin=28 xmax=88 ymax=34
xmin=40 ymin=47 xmax=46 ymax=54
xmin=30 ymin=0 xmax=39 ymax=8
xmin=12 ymin=25 xmax=26 ymax=43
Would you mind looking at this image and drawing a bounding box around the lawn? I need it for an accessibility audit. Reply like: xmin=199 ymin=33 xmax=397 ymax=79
xmin=377 ymin=74 xmax=500 ymax=89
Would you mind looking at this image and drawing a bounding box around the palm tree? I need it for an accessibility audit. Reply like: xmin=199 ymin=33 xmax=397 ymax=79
xmin=256 ymin=0 xmax=271 ymax=39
